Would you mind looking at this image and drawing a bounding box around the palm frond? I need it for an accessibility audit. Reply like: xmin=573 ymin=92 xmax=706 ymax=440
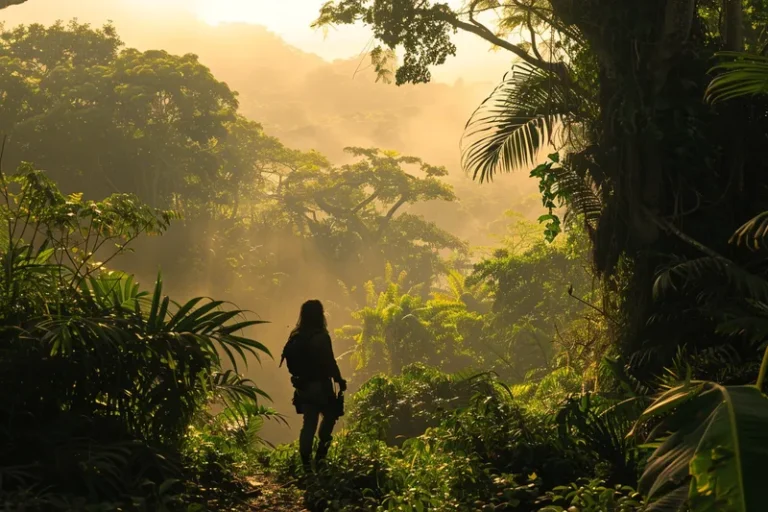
xmin=653 ymin=256 xmax=768 ymax=304
xmin=81 ymin=271 xmax=149 ymax=313
xmin=461 ymin=63 xmax=573 ymax=183
xmin=601 ymin=356 xmax=652 ymax=398
xmin=553 ymin=161 xmax=602 ymax=227
xmin=706 ymin=51 xmax=768 ymax=103
xmin=212 ymin=370 xmax=272 ymax=421
xmin=717 ymin=314 xmax=768 ymax=343
xmin=219 ymin=404 xmax=287 ymax=450
xmin=730 ymin=211 xmax=768 ymax=251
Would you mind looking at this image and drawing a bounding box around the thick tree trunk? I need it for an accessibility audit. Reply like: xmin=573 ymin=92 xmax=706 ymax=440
xmin=723 ymin=0 xmax=744 ymax=51
xmin=723 ymin=0 xmax=745 ymax=200
xmin=549 ymin=0 xmax=713 ymax=377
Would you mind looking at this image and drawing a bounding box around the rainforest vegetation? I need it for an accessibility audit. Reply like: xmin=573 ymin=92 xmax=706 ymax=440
xmin=2 ymin=0 xmax=768 ymax=510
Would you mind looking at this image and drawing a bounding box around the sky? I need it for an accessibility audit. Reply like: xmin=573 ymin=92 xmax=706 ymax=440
xmin=1 ymin=0 xmax=514 ymax=83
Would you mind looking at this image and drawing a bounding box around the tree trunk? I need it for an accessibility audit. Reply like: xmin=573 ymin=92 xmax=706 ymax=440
xmin=723 ymin=0 xmax=745 ymax=201
xmin=723 ymin=0 xmax=744 ymax=51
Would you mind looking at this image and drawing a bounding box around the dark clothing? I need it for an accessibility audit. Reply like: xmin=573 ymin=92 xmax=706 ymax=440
xmin=287 ymin=329 xmax=343 ymax=385
xmin=284 ymin=329 xmax=344 ymax=471
xmin=294 ymin=376 xmax=336 ymax=408
xmin=300 ymin=402 xmax=338 ymax=469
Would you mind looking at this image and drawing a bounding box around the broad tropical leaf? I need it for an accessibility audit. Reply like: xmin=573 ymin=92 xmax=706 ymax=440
xmin=635 ymin=381 xmax=768 ymax=511
xmin=706 ymin=52 xmax=768 ymax=103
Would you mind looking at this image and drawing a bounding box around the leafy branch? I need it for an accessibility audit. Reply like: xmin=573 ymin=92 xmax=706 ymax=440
xmin=530 ymin=153 xmax=567 ymax=242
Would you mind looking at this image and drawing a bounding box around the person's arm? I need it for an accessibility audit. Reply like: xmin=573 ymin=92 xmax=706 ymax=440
xmin=319 ymin=332 xmax=345 ymax=389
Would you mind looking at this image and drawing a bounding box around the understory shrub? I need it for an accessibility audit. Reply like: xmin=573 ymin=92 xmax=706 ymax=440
xmin=536 ymin=479 xmax=644 ymax=512
xmin=262 ymin=365 xmax=628 ymax=512
xmin=0 ymin=165 xmax=274 ymax=510
xmin=347 ymin=363 xmax=502 ymax=445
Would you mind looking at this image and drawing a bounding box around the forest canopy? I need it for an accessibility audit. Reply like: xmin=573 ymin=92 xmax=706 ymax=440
xmin=4 ymin=1 xmax=768 ymax=511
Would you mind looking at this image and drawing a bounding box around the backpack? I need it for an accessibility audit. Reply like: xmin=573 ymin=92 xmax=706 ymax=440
xmin=280 ymin=331 xmax=309 ymax=377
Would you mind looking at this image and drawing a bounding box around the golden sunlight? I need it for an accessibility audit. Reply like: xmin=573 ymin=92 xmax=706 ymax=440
xmin=195 ymin=0 xmax=316 ymax=28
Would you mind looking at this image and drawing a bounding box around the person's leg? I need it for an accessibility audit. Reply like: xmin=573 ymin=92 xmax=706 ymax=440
xmin=299 ymin=406 xmax=320 ymax=472
xmin=315 ymin=408 xmax=339 ymax=466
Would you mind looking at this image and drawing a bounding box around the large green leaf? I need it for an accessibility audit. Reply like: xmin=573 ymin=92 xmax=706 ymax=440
xmin=705 ymin=52 xmax=768 ymax=103
xmin=636 ymin=382 xmax=768 ymax=511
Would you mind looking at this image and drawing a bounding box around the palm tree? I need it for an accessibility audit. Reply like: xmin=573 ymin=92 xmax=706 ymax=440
xmin=637 ymin=50 xmax=768 ymax=499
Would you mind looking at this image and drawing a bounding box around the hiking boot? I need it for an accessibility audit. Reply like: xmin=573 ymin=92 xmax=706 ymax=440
xmin=316 ymin=440 xmax=331 ymax=462
xmin=300 ymin=454 xmax=313 ymax=475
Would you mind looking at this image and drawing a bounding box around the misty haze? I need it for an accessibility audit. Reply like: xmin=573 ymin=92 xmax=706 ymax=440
xmin=1 ymin=1 xmax=764 ymax=511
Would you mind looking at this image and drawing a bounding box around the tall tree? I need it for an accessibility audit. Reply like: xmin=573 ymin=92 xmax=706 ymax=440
xmin=0 ymin=21 xmax=239 ymax=207
xmin=315 ymin=0 xmax=768 ymax=381
xmin=276 ymin=146 xmax=465 ymax=293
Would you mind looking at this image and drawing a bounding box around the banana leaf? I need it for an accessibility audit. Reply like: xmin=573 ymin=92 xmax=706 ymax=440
xmin=635 ymin=381 xmax=768 ymax=511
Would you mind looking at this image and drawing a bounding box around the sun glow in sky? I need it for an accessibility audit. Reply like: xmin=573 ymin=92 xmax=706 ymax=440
xmin=2 ymin=0 xmax=513 ymax=83
xmin=194 ymin=0 xmax=465 ymax=28
xmin=193 ymin=0 xmax=372 ymax=59
xmin=190 ymin=0 xmax=510 ymax=80
xmin=196 ymin=0 xmax=318 ymax=29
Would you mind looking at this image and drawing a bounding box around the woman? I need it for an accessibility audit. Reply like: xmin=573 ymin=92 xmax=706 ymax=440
xmin=281 ymin=300 xmax=346 ymax=473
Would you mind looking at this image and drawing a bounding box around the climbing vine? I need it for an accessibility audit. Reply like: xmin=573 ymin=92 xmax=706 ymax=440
xmin=530 ymin=152 xmax=567 ymax=243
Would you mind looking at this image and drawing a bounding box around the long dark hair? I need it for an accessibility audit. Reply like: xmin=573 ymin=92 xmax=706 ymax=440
xmin=290 ymin=299 xmax=327 ymax=337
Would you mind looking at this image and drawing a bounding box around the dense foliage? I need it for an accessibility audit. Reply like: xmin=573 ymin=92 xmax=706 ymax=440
xmin=0 ymin=20 xmax=465 ymax=320
xmin=262 ymin=364 xmax=645 ymax=512
xmin=0 ymin=164 xmax=279 ymax=509
xmin=315 ymin=0 xmax=768 ymax=381
xmin=5 ymin=0 xmax=768 ymax=510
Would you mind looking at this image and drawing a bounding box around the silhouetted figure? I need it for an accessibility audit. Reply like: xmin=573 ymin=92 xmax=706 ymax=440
xmin=280 ymin=300 xmax=346 ymax=473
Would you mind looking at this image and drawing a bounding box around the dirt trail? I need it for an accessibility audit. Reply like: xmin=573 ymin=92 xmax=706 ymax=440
xmin=244 ymin=473 xmax=309 ymax=512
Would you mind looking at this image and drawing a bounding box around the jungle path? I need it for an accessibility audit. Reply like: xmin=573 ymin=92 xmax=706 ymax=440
xmin=245 ymin=472 xmax=309 ymax=512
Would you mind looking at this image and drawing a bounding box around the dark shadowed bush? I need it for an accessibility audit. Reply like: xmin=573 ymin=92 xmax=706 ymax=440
xmin=0 ymin=164 xmax=273 ymax=509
